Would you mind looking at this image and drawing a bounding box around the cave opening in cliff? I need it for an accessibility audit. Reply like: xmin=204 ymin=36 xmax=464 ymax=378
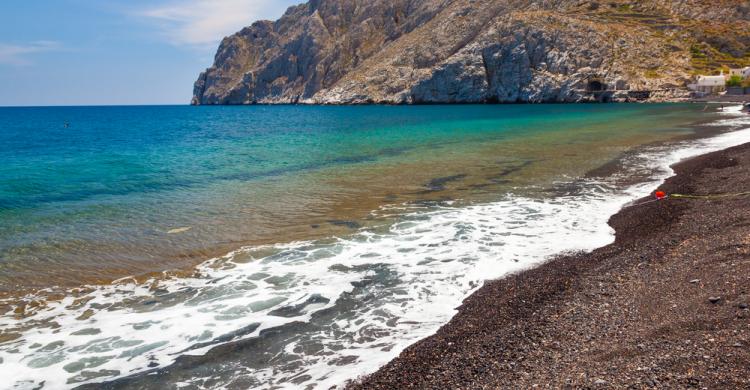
xmin=587 ymin=80 xmax=606 ymax=92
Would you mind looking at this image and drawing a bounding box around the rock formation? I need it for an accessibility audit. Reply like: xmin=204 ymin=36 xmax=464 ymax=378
xmin=192 ymin=0 xmax=750 ymax=105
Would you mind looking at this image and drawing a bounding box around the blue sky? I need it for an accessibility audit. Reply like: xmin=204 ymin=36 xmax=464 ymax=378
xmin=0 ymin=0 xmax=300 ymax=106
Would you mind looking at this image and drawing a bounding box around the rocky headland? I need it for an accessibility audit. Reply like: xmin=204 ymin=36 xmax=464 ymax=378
xmin=192 ymin=0 xmax=749 ymax=105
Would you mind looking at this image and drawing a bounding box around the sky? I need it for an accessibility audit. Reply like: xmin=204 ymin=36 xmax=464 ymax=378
xmin=0 ymin=0 xmax=300 ymax=106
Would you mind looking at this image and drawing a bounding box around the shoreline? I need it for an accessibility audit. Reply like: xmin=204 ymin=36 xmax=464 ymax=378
xmin=189 ymin=94 xmax=749 ymax=106
xmin=350 ymin=141 xmax=750 ymax=388
xmin=691 ymin=95 xmax=750 ymax=104
xmin=3 ymin=105 xmax=747 ymax=389
xmin=73 ymin=107 xmax=749 ymax=390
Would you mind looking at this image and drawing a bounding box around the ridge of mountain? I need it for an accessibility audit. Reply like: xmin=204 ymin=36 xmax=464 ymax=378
xmin=192 ymin=0 xmax=750 ymax=104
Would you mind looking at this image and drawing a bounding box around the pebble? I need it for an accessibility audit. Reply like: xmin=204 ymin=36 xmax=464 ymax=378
xmin=351 ymin=146 xmax=750 ymax=389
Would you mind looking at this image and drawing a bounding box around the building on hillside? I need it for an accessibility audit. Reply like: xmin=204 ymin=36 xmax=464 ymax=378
xmin=726 ymin=66 xmax=750 ymax=80
xmin=728 ymin=67 xmax=750 ymax=79
xmin=688 ymin=74 xmax=727 ymax=94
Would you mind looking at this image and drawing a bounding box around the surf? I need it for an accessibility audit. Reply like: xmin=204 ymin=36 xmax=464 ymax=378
xmin=2 ymin=106 xmax=749 ymax=389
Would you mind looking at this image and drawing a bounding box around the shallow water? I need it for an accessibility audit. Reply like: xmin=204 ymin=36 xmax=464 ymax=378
xmin=0 ymin=104 xmax=718 ymax=291
xmin=1 ymin=104 xmax=749 ymax=389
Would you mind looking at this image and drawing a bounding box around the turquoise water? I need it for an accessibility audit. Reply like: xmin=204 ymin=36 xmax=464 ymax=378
xmin=3 ymin=104 xmax=749 ymax=389
xmin=0 ymin=104 xmax=720 ymax=292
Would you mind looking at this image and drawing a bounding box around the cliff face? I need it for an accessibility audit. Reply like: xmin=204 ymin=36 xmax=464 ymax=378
xmin=192 ymin=0 xmax=750 ymax=105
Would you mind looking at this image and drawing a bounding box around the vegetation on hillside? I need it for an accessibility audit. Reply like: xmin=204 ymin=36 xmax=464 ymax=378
xmin=726 ymin=75 xmax=743 ymax=88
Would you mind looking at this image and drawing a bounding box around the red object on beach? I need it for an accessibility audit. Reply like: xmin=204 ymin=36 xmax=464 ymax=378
xmin=655 ymin=191 xmax=667 ymax=200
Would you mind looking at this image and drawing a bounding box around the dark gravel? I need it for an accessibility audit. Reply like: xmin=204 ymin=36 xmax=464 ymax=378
xmin=350 ymin=143 xmax=750 ymax=389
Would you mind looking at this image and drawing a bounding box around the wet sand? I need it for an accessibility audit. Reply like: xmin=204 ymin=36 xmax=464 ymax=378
xmin=351 ymin=143 xmax=750 ymax=388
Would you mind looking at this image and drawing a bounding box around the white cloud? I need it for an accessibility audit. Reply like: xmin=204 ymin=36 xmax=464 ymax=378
xmin=0 ymin=41 xmax=61 ymax=66
xmin=141 ymin=0 xmax=295 ymax=46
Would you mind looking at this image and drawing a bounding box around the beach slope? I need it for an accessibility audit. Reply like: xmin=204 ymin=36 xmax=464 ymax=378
xmin=352 ymin=143 xmax=750 ymax=389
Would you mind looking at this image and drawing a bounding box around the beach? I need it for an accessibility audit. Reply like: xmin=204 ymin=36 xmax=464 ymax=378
xmin=2 ymin=104 xmax=749 ymax=389
xmin=3 ymin=0 xmax=749 ymax=387
xmin=352 ymin=141 xmax=750 ymax=389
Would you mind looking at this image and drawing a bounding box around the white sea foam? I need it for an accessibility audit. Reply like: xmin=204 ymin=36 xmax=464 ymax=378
xmin=1 ymin=106 xmax=749 ymax=389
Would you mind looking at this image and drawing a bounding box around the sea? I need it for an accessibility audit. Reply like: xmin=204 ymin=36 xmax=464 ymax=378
xmin=1 ymin=104 xmax=749 ymax=389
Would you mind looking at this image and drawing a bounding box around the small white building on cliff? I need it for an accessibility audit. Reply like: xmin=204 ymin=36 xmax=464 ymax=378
xmin=732 ymin=67 xmax=750 ymax=80
xmin=688 ymin=74 xmax=726 ymax=94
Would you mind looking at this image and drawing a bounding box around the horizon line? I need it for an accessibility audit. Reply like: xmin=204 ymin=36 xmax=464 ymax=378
xmin=0 ymin=103 xmax=192 ymax=108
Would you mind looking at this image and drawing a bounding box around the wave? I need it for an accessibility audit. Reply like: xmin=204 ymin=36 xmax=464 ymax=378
xmin=1 ymin=106 xmax=749 ymax=389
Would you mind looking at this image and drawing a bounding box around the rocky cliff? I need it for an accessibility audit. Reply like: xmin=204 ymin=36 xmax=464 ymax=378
xmin=192 ymin=0 xmax=750 ymax=105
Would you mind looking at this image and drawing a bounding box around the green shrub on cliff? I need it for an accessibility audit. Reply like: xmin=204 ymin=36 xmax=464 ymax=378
xmin=727 ymin=75 xmax=743 ymax=87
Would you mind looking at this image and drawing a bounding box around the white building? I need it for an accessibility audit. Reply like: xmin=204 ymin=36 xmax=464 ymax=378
xmin=728 ymin=67 xmax=750 ymax=79
xmin=688 ymin=74 xmax=727 ymax=94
